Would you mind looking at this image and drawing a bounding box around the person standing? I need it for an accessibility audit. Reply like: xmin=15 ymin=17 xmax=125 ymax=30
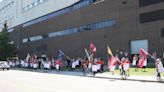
xmin=54 ymin=58 xmax=62 ymax=71
xmin=97 ymin=58 xmax=104 ymax=73
xmin=121 ymin=57 xmax=127 ymax=79
xmin=88 ymin=57 xmax=93 ymax=73
xmin=92 ymin=58 xmax=98 ymax=76
xmin=66 ymin=57 xmax=71 ymax=70
xmin=82 ymin=58 xmax=88 ymax=76
xmin=108 ymin=56 xmax=117 ymax=75
xmin=71 ymin=58 xmax=76 ymax=71
xmin=142 ymin=58 xmax=147 ymax=72
xmin=156 ymin=58 xmax=164 ymax=81
xmin=125 ymin=58 xmax=130 ymax=76
xmin=132 ymin=55 xmax=138 ymax=71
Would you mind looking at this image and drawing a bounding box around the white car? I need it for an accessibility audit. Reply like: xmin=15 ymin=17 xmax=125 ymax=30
xmin=0 ymin=61 xmax=10 ymax=70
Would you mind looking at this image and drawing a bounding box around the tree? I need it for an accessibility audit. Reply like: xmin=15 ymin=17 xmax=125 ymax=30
xmin=0 ymin=23 xmax=15 ymax=60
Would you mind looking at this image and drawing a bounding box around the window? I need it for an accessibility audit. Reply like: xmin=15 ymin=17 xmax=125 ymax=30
xmin=9 ymin=41 xmax=14 ymax=44
xmin=23 ymin=18 xmax=116 ymax=43
xmin=8 ymin=28 xmax=14 ymax=32
xmin=0 ymin=1 xmax=14 ymax=13
xmin=23 ymin=0 xmax=47 ymax=12
xmin=23 ymin=0 xmax=93 ymax=27
xmin=139 ymin=0 xmax=164 ymax=7
xmin=29 ymin=35 xmax=43 ymax=42
xmin=29 ymin=5 xmax=33 ymax=9
xmin=33 ymin=2 xmax=38 ymax=6
xmin=22 ymin=38 xmax=29 ymax=43
xmin=0 ymin=15 xmax=13 ymax=24
xmin=23 ymin=7 xmax=28 ymax=11
xmin=140 ymin=9 xmax=164 ymax=23
xmin=161 ymin=28 xmax=164 ymax=37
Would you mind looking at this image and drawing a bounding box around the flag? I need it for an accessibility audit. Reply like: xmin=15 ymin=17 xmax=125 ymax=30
xmin=138 ymin=48 xmax=148 ymax=68
xmin=90 ymin=42 xmax=96 ymax=53
xmin=26 ymin=53 xmax=30 ymax=62
xmin=85 ymin=48 xmax=90 ymax=61
xmin=107 ymin=46 xmax=113 ymax=57
xmin=58 ymin=53 xmax=64 ymax=59
xmin=108 ymin=57 xmax=117 ymax=71
xmin=139 ymin=48 xmax=148 ymax=56
xmin=58 ymin=50 xmax=65 ymax=59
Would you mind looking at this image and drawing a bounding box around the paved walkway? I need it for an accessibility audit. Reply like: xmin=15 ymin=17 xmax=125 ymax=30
xmin=12 ymin=68 xmax=164 ymax=83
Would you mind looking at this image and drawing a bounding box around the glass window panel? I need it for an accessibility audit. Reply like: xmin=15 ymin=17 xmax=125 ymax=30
xmin=22 ymin=38 xmax=28 ymax=43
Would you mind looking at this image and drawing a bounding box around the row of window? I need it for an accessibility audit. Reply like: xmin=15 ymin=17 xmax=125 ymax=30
xmin=23 ymin=0 xmax=47 ymax=12
xmin=22 ymin=18 xmax=116 ymax=43
xmin=0 ymin=1 xmax=14 ymax=13
xmin=0 ymin=15 xmax=13 ymax=24
xmin=139 ymin=0 xmax=164 ymax=7
xmin=23 ymin=0 xmax=94 ymax=28
xmin=140 ymin=9 xmax=164 ymax=23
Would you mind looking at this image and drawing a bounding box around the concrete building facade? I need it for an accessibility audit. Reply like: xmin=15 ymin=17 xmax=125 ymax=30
xmin=0 ymin=0 xmax=164 ymax=60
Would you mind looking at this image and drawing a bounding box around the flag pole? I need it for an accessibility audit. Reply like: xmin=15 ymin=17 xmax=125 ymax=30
xmin=141 ymin=48 xmax=157 ymax=62
xmin=58 ymin=50 xmax=68 ymax=58
xmin=148 ymin=53 xmax=157 ymax=61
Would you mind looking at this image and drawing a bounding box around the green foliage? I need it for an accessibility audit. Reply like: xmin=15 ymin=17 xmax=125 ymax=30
xmin=0 ymin=23 xmax=16 ymax=60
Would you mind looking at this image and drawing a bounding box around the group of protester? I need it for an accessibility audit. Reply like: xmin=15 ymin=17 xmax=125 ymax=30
xmin=7 ymin=55 xmax=105 ymax=74
xmin=6 ymin=43 xmax=164 ymax=80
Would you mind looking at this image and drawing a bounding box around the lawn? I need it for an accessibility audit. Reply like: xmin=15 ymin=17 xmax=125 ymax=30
xmin=104 ymin=68 xmax=164 ymax=77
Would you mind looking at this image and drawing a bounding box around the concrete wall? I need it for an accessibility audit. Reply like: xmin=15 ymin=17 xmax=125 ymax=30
xmin=9 ymin=0 xmax=164 ymax=60
xmin=0 ymin=0 xmax=80 ymax=29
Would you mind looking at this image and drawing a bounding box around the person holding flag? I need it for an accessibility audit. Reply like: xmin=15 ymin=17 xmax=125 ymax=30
xmin=88 ymin=57 xmax=93 ymax=73
xmin=82 ymin=57 xmax=88 ymax=76
xmin=107 ymin=46 xmax=117 ymax=75
xmin=54 ymin=58 xmax=62 ymax=71
xmin=121 ymin=57 xmax=127 ymax=79
xmin=138 ymin=48 xmax=148 ymax=72
xmin=124 ymin=58 xmax=130 ymax=76
xmin=54 ymin=52 xmax=64 ymax=71
xmin=108 ymin=56 xmax=117 ymax=75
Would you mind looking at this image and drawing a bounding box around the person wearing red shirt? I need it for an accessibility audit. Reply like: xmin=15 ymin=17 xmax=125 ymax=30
xmin=97 ymin=58 xmax=104 ymax=72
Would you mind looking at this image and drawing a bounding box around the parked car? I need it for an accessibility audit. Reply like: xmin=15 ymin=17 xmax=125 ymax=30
xmin=0 ymin=61 xmax=10 ymax=70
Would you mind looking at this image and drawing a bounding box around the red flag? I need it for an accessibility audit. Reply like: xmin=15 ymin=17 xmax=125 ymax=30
xmin=90 ymin=42 xmax=96 ymax=53
xmin=138 ymin=48 xmax=148 ymax=68
xmin=108 ymin=57 xmax=117 ymax=70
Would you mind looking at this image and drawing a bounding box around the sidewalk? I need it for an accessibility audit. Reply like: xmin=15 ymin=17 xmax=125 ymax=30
xmin=12 ymin=68 xmax=164 ymax=83
xmin=47 ymin=70 xmax=164 ymax=83
xmin=95 ymin=73 xmax=164 ymax=83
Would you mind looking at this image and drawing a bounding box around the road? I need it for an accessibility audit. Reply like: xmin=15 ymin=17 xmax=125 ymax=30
xmin=0 ymin=70 xmax=164 ymax=92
